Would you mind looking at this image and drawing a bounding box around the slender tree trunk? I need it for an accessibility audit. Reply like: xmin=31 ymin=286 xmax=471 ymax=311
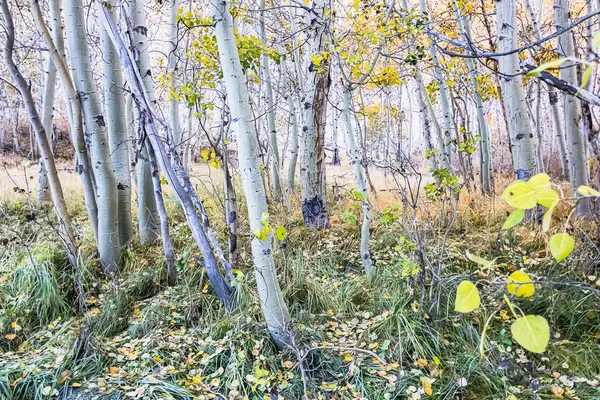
xmin=147 ymin=140 xmax=177 ymax=286
xmin=100 ymin=0 xmax=133 ymax=246
xmin=37 ymin=0 xmax=64 ymax=206
xmin=342 ymin=87 xmax=373 ymax=277
xmin=32 ymin=0 xmax=98 ymax=242
xmin=128 ymin=0 xmax=160 ymax=243
xmin=497 ymin=0 xmax=536 ymax=180
xmin=64 ymin=0 xmax=120 ymax=271
xmin=555 ymin=0 xmax=591 ymax=216
xmin=283 ymin=57 xmax=299 ymax=188
xmin=6 ymin=0 xmax=79 ymax=276
xmin=211 ymin=0 xmax=291 ymax=347
xmin=259 ymin=0 xmax=282 ymax=200
xmin=299 ymin=0 xmax=330 ymax=229
xmin=524 ymin=0 xmax=569 ymax=179
xmin=221 ymin=120 xmax=238 ymax=265
xmin=169 ymin=0 xmax=181 ymax=161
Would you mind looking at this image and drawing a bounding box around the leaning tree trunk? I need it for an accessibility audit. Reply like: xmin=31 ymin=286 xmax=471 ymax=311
xmin=524 ymin=0 xmax=569 ymax=179
xmin=555 ymin=0 xmax=591 ymax=216
xmin=64 ymin=0 xmax=121 ymax=271
xmin=452 ymin=0 xmax=493 ymax=192
xmin=128 ymin=0 xmax=160 ymax=244
xmin=211 ymin=0 xmax=291 ymax=348
xmin=37 ymin=0 xmax=64 ymax=206
xmin=259 ymin=0 xmax=282 ymax=200
xmin=100 ymin=0 xmax=133 ymax=246
xmin=6 ymin=0 xmax=80 ymax=290
xmin=168 ymin=0 xmax=181 ymax=162
xmin=496 ymin=0 xmax=536 ymax=180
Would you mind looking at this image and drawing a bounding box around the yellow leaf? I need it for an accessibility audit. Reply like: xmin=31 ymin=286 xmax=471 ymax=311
xmin=577 ymin=185 xmax=600 ymax=196
xmin=454 ymin=281 xmax=480 ymax=313
xmin=549 ymin=233 xmax=574 ymax=262
xmin=466 ymin=251 xmax=494 ymax=268
xmin=153 ymin=356 xmax=162 ymax=363
xmin=275 ymin=226 xmax=287 ymax=241
xmin=535 ymin=188 xmax=559 ymax=208
xmin=507 ymin=270 xmax=535 ymax=297
xmin=526 ymin=58 xmax=568 ymax=76
xmin=424 ymin=386 xmax=433 ymax=395
xmin=510 ymin=315 xmax=550 ymax=353
xmin=526 ymin=173 xmax=550 ymax=193
xmin=542 ymin=203 xmax=556 ymax=232
xmin=503 ymin=209 xmax=524 ymax=230
xmin=5 ymin=334 xmax=16 ymax=340
xmin=504 ymin=182 xmax=536 ymax=209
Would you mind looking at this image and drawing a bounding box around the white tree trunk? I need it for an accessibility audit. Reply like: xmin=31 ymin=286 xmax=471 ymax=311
xmin=128 ymin=0 xmax=160 ymax=243
xmin=259 ymin=0 xmax=282 ymax=200
xmin=37 ymin=0 xmax=64 ymax=206
xmin=168 ymin=0 xmax=181 ymax=161
xmin=212 ymin=0 xmax=291 ymax=347
xmin=342 ymin=87 xmax=373 ymax=277
xmin=283 ymin=57 xmax=299 ymax=188
xmin=452 ymin=0 xmax=492 ymax=192
xmin=525 ymin=0 xmax=570 ymax=179
xmin=100 ymin=0 xmax=133 ymax=246
xmin=64 ymin=0 xmax=120 ymax=270
xmin=555 ymin=0 xmax=591 ymax=216
xmin=497 ymin=0 xmax=536 ymax=180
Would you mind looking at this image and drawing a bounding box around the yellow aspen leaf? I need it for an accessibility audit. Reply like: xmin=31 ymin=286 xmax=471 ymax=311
xmin=503 ymin=209 xmax=524 ymax=230
xmin=455 ymin=281 xmax=480 ymax=313
xmin=510 ymin=315 xmax=550 ymax=353
xmin=577 ymin=185 xmax=600 ymax=196
xmin=507 ymin=271 xmax=535 ymax=297
xmin=549 ymin=233 xmax=574 ymax=262
xmin=504 ymin=182 xmax=536 ymax=209
xmin=526 ymin=173 xmax=550 ymax=193
xmin=535 ymin=188 xmax=559 ymax=208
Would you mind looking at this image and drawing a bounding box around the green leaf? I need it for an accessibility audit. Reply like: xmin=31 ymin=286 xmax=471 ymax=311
xmin=503 ymin=209 xmax=525 ymax=230
xmin=504 ymin=182 xmax=536 ymax=209
xmin=455 ymin=281 xmax=481 ymax=313
xmin=507 ymin=270 xmax=535 ymax=297
xmin=21 ymin=159 xmax=31 ymax=167
xmin=549 ymin=233 xmax=574 ymax=262
xmin=510 ymin=315 xmax=550 ymax=353
xmin=526 ymin=58 xmax=568 ymax=76
xmin=535 ymin=188 xmax=559 ymax=208
xmin=466 ymin=251 xmax=494 ymax=268
xmin=577 ymin=185 xmax=600 ymax=196
xmin=275 ymin=226 xmax=287 ymax=241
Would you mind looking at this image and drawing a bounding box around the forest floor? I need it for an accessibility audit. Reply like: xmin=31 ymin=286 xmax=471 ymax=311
xmin=1 ymin=162 xmax=600 ymax=400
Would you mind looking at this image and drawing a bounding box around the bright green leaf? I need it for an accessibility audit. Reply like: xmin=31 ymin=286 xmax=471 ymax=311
xmin=455 ymin=281 xmax=481 ymax=313
xmin=510 ymin=315 xmax=550 ymax=353
xmin=549 ymin=232 xmax=574 ymax=262
xmin=466 ymin=251 xmax=494 ymax=268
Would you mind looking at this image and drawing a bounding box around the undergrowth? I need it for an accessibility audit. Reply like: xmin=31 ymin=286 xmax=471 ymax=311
xmin=0 ymin=179 xmax=599 ymax=399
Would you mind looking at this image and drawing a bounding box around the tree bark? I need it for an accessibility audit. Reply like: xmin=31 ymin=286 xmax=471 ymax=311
xmin=64 ymin=0 xmax=121 ymax=271
xmin=497 ymin=0 xmax=536 ymax=180
xmin=211 ymin=0 xmax=291 ymax=347
xmin=299 ymin=0 xmax=331 ymax=229
xmin=100 ymin=0 xmax=133 ymax=246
